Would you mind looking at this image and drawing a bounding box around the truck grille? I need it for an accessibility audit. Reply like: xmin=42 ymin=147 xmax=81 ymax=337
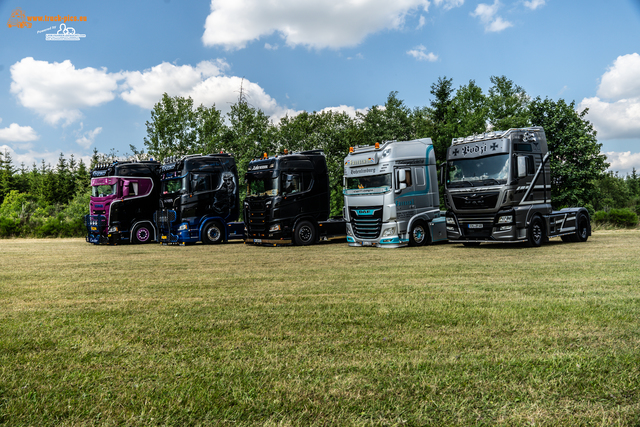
xmin=451 ymin=192 xmax=500 ymax=210
xmin=350 ymin=206 xmax=383 ymax=239
xmin=154 ymin=209 xmax=176 ymax=234
xmin=457 ymin=213 xmax=496 ymax=239
xmin=85 ymin=214 xmax=107 ymax=233
xmin=246 ymin=201 xmax=267 ymax=235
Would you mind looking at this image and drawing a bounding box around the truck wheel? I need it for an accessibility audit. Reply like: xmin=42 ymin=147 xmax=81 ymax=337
xmin=294 ymin=220 xmax=316 ymax=246
xmin=571 ymin=213 xmax=590 ymax=243
xmin=203 ymin=221 xmax=223 ymax=244
xmin=132 ymin=225 xmax=152 ymax=244
xmin=527 ymin=216 xmax=544 ymax=247
xmin=409 ymin=221 xmax=429 ymax=247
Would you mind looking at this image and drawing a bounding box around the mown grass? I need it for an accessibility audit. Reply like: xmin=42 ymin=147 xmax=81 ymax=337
xmin=1 ymin=231 xmax=639 ymax=426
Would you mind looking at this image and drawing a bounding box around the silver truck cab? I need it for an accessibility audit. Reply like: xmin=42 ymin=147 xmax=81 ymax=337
xmin=444 ymin=127 xmax=591 ymax=246
xmin=343 ymin=138 xmax=447 ymax=248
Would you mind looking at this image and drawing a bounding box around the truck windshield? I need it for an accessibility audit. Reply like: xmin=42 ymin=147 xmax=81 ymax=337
xmin=446 ymin=153 xmax=510 ymax=188
xmin=91 ymin=184 xmax=116 ymax=197
xmin=345 ymin=173 xmax=392 ymax=190
xmin=162 ymin=178 xmax=184 ymax=195
xmin=246 ymin=174 xmax=279 ymax=197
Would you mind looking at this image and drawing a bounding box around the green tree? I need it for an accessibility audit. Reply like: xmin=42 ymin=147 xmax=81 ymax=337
xmin=446 ymin=80 xmax=489 ymax=139
xmin=276 ymin=110 xmax=356 ymax=215
xmin=626 ymin=168 xmax=640 ymax=199
xmin=144 ymin=93 xmax=225 ymax=160
xmin=222 ymin=95 xmax=274 ymax=168
xmin=593 ymin=172 xmax=631 ymax=211
xmin=415 ymin=76 xmax=455 ymax=163
xmin=0 ymin=149 xmax=16 ymax=205
xmin=355 ymin=91 xmax=414 ymax=146
xmin=487 ymin=75 xmax=530 ymax=130
xmin=528 ymin=97 xmax=609 ymax=208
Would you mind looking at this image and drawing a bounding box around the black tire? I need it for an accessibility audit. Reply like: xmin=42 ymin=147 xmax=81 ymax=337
xmin=463 ymin=242 xmax=481 ymax=247
xmin=132 ymin=224 xmax=153 ymax=244
xmin=409 ymin=220 xmax=429 ymax=247
xmin=202 ymin=221 xmax=224 ymax=244
xmin=571 ymin=213 xmax=590 ymax=243
xmin=294 ymin=220 xmax=316 ymax=246
xmin=527 ymin=216 xmax=544 ymax=247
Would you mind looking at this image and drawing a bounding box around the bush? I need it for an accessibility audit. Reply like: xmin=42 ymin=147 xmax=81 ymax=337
xmin=608 ymin=208 xmax=639 ymax=227
xmin=593 ymin=208 xmax=639 ymax=227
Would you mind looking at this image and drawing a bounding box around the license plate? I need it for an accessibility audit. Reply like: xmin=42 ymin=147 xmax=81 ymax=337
xmin=254 ymin=239 xmax=262 ymax=243
xmin=91 ymin=227 xmax=97 ymax=231
xmin=363 ymin=241 xmax=372 ymax=246
xmin=161 ymin=236 xmax=167 ymax=240
xmin=468 ymin=224 xmax=483 ymax=229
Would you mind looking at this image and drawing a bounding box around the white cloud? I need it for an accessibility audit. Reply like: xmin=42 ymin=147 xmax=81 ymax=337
xmin=579 ymin=97 xmax=640 ymax=140
xmin=202 ymin=0 xmax=431 ymax=50
xmin=320 ymin=105 xmax=369 ymax=119
xmin=433 ymin=0 xmax=464 ymax=10
xmin=596 ymin=53 xmax=640 ymax=100
xmin=119 ymin=60 xmax=301 ymax=120
xmin=472 ymin=0 xmax=512 ymax=32
xmin=120 ymin=60 xmax=229 ymax=109
xmin=578 ymin=53 xmax=640 ymax=140
xmin=9 ymin=57 xmax=301 ymax=126
xmin=604 ymin=151 xmax=640 ymax=175
xmin=524 ymin=0 xmax=545 ymax=10
xmin=407 ymin=45 xmax=438 ymax=62
xmin=417 ymin=15 xmax=426 ymax=29
xmin=0 ymin=144 xmax=91 ymax=169
xmin=0 ymin=123 xmax=39 ymax=142
xmin=75 ymin=125 xmax=103 ymax=149
xmin=9 ymin=57 xmax=121 ymax=126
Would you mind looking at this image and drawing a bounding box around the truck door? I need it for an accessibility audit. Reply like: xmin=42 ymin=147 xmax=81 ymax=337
xmin=394 ymin=167 xmax=416 ymax=231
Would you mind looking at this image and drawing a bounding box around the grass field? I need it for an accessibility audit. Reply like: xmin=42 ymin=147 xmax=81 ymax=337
xmin=1 ymin=231 xmax=639 ymax=426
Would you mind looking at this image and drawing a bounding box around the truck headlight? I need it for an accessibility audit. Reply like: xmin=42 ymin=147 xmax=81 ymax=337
xmin=382 ymin=227 xmax=396 ymax=237
xmin=446 ymin=217 xmax=456 ymax=225
xmin=108 ymin=226 xmax=118 ymax=233
xmin=178 ymin=223 xmax=188 ymax=231
xmin=269 ymin=224 xmax=281 ymax=232
xmin=498 ymin=215 xmax=513 ymax=223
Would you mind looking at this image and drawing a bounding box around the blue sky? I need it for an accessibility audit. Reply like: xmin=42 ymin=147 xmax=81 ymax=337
xmin=1 ymin=0 xmax=639 ymax=174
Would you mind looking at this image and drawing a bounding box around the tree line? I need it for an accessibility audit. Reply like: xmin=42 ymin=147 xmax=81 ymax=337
xmin=1 ymin=76 xmax=638 ymax=237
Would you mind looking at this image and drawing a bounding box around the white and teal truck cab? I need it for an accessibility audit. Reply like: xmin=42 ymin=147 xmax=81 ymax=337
xmin=443 ymin=127 xmax=591 ymax=247
xmin=343 ymin=138 xmax=447 ymax=248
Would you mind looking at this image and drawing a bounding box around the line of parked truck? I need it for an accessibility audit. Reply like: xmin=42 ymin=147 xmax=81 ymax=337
xmin=85 ymin=126 xmax=591 ymax=248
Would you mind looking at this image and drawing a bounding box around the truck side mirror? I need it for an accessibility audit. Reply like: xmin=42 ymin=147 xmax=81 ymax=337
xmin=439 ymin=164 xmax=445 ymax=184
xmin=395 ymin=169 xmax=407 ymax=193
xmin=122 ymin=180 xmax=130 ymax=197
xmin=398 ymin=169 xmax=406 ymax=183
xmin=517 ymin=156 xmax=527 ymax=178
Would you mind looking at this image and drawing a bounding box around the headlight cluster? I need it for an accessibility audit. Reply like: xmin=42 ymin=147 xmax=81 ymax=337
xmin=446 ymin=217 xmax=456 ymax=225
xmin=178 ymin=223 xmax=188 ymax=231
xmin=108 ymin=226 xmax=118 ymax=233
xmin=498 ymin=215 xmax=513 ymax=223
xmin=382 ymin=227 xmax=396 ymax=237
xmin=269 ymin=224 xmax=281 ymax=232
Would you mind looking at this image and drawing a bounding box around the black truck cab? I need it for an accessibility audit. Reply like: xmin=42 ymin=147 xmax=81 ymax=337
xmin=155 ymin=153 xmax=244 ymax=244
xmin=86 ymin=160 xmax=161 ymax=244
xmin=244 ymin=150 xmax=345 ymax=245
